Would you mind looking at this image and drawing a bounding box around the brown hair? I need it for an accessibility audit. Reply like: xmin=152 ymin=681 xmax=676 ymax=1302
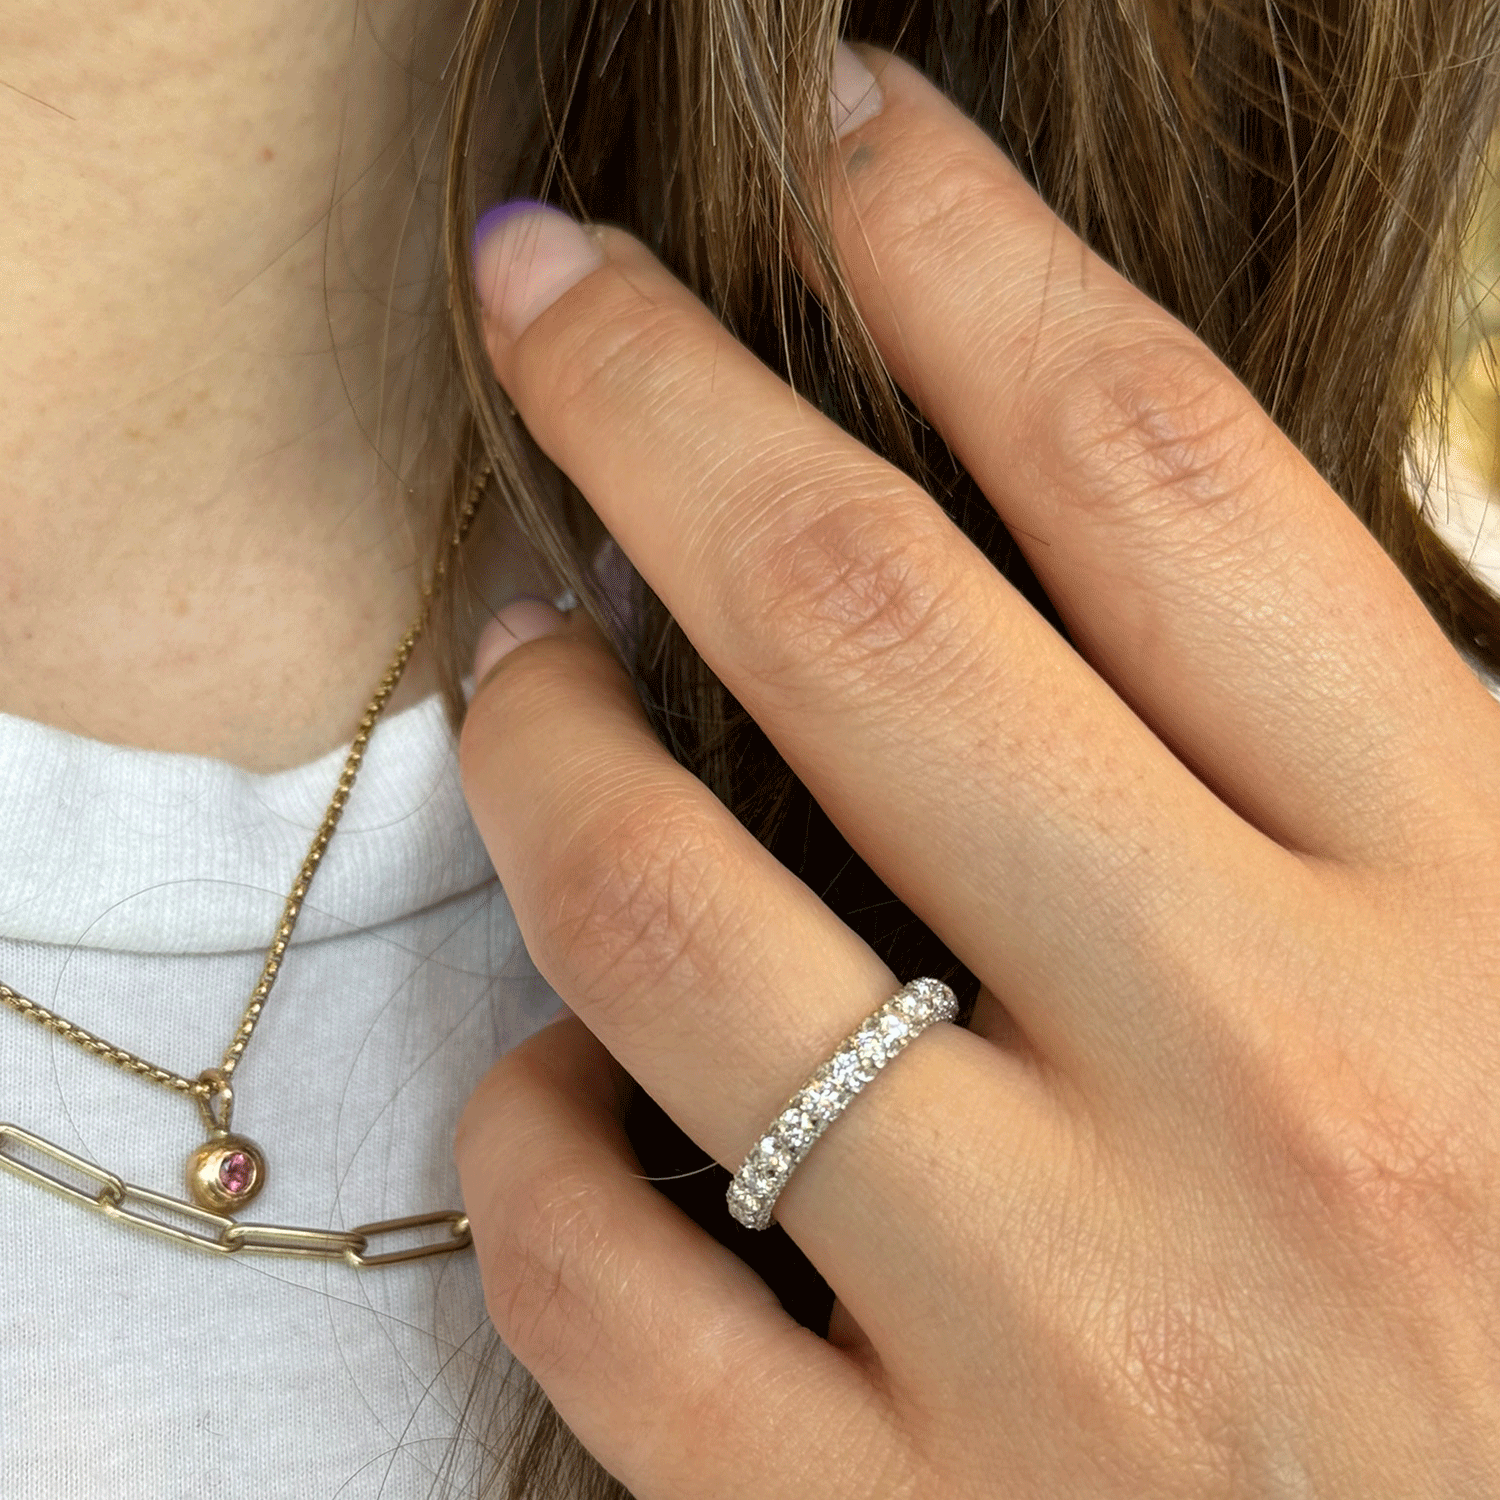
xmin=399 ymin=0 xmax=1500 ymax=1493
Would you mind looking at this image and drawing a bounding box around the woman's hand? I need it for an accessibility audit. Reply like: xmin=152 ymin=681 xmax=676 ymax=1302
xmin=453 ymin=46 xmax=1500 ymax=1499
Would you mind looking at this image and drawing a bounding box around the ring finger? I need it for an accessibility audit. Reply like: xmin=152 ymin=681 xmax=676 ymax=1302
xmin=459 ymin=606 xmax=1065 ymax=1354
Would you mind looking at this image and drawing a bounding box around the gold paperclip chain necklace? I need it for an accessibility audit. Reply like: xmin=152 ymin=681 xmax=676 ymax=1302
xmin=0 ymin=464 xmax=491 ymax=1268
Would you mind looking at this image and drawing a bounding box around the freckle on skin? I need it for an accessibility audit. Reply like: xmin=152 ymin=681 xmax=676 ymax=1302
xmin=259 ymin=146 xmax=274 ymax=163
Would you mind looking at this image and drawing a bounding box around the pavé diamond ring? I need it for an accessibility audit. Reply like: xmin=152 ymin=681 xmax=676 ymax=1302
xmin=725 ymin=978 xmax=959 ymax=1231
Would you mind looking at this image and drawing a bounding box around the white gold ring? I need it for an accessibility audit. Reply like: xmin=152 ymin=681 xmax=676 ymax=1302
xmin=726 ymin=977 xmax=958 ymax=1231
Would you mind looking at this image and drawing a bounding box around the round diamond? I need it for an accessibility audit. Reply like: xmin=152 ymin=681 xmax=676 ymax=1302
xmin=898 ymin=987 xmax=934 ymax=1022
xmin=877 ymin=1011 xmax=910 ymax=1046
xmin=777 ymin=1108 xmax=815 ymax=1150
xmin=729 ymin=1186 xmax=761 ymax=1222
xmin=829 ymin=1050 xmax=869 ymax=1090
xmin=739 ymin=1163 xmax=770 ymax=1197
xmin=803 ymin=1075 xmax=844 ymax=1120
xmin=754 ymin=1141 xmax=788 ymax=1179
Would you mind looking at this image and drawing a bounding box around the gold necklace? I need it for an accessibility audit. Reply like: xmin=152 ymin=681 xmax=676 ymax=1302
xmin=0 ymin=464 xmax=491 ymax=1268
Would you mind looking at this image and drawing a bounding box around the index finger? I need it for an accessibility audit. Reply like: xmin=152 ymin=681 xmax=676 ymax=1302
xmin=469 ymin=200 xmax=1274 ymax=1088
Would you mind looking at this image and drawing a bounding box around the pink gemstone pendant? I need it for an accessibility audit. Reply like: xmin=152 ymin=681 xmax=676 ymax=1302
xmin=218 ymin=1150 xmax=254 ymax=1196
xmin=185 ymin=1131 xmax=267 ymax=1212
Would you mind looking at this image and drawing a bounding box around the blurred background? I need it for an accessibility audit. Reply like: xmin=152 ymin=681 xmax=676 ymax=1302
xmin=1423 ymin=135 xmax=1500 ymax=591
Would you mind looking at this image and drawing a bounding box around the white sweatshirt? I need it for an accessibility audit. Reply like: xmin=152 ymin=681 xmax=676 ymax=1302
xmin=0 ymin=672 xmax=565 ymax=1499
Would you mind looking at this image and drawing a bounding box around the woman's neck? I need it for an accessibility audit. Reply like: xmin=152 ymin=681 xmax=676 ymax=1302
xmin=0 ymin=0 xmax=534 ymax=772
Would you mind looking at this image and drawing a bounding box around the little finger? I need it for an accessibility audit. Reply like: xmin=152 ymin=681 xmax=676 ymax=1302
xmin=455 ymin=1012 xmax=909 ymax=1500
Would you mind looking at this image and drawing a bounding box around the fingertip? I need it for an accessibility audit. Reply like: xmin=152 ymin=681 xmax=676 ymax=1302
xmin=470 ymin=200 xmax=548 ymax=277
xmin=471 ymin=597 xmax=571 ymax=688
xmin=472 ymin=201 xmax=606 ymax=345
xmin=831 ymin=42 xmax=884 ymax=139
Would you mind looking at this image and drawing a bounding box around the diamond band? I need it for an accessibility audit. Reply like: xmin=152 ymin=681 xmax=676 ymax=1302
xmin=726 ymin=978 xmax=958 ymax=1231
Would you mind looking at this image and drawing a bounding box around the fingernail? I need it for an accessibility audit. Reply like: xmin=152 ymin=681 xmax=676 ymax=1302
xmin=471 ymin=202 xmax=605 ymax=342
xmin=472 ymin=597 xmax=570 ymax=685
xmin=831 ymin=42 xmax=882 ymax=139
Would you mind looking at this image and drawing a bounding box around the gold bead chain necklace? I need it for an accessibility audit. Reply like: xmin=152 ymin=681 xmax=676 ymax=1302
xmin=0 ymin=465 xmax=491 ymax=1269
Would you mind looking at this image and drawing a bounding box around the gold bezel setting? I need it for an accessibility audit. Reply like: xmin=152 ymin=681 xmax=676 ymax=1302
xmin=186 ymin=1132 xmax=266 ymax=1211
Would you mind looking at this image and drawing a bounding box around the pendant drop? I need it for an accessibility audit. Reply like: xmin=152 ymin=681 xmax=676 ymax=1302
xmin=185 ymin=1067 xmax=265 ymax=1211
xmin=186 ymin=1131 xmax=267 ymax=1211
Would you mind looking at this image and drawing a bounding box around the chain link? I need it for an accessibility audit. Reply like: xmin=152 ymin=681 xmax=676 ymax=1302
xmin=1 ymin=1122 xmax=472 ymax=1268
xmin=0 ymin=463 xmax=491 ymax=1100
xmin=0 ymin=987 xmax=200 ymax=1094
xmin=0 ymin=462 xmax=494 ymax=1262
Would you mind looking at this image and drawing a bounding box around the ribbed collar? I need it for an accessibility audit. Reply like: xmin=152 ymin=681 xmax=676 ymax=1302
xmin=0 ymin=681 xmax=496 ymax=955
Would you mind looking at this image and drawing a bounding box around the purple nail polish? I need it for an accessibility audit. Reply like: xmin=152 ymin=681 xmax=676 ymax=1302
xmin=470 ymin=203 xmax=603 ymax=335
xmin=471 ymin=200 xmax=549 ymax=276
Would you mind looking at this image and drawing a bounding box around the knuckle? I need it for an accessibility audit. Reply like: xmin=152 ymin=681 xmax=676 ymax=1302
xmin=1245 ymin=1032 xmax=1493 ymax=1278
xmin=483 ymin=1150 xmax=619 ymax=1382
xmin=1035 ymin=334 xmax=1267 ymax=544
xmin=523 ymin=267 xmax=693 ymax=433
xmin=531 ymin=794 xmax=730 ymax=1024
xmin=864 ymin=145 xmax=999 ymax=267
xmin=1102 ymin=1280 xmax=1239 ymax=1475
xmin=1296 ymin=1095 xmax=1477 ymax=1249
xmin=1043 ymin=1180 xmax=1239 ymax=1487
xmin=728 ymin=488 xmax=972 ymax=703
